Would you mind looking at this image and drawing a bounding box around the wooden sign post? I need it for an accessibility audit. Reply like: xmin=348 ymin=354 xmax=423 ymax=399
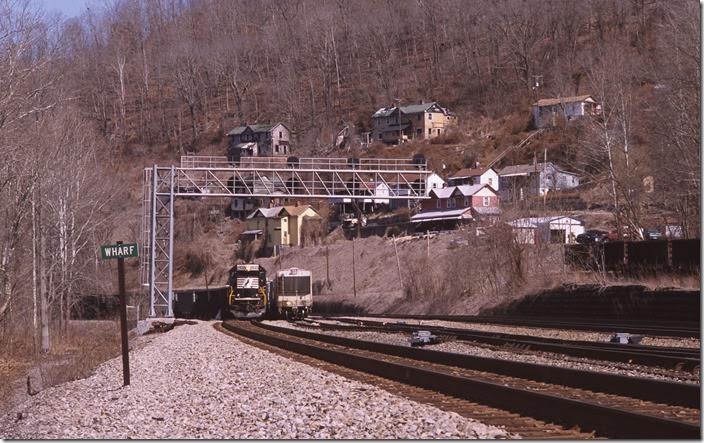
xmin=100 ymin=241 xmax=138 ymax=386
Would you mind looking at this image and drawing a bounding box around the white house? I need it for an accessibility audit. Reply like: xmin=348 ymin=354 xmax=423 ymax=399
xmin=531 ymin=95 xmax=599 ymax=129
xmin=508 ymin=216 xmax=585 ymax=244
xmin=425 ymin=172 xmax=446 ymax=195
xmin=389 ymin=172 xmax=446 ymax=210
xmin=447 ymin=167 xmax=499 ymax=191
xmin=499 ymin=162 xmax=579 ymax=201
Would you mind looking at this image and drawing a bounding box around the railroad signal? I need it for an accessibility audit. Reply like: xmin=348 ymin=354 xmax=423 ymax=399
xmin=100 ymin=240 xmax=137 ymax=386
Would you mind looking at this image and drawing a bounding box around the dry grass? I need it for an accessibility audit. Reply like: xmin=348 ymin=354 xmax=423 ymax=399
xmin=0 ymin=319 xmax=122 ymax=415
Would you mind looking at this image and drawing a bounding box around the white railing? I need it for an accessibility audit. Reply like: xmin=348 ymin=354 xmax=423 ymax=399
xmin=180 ymin=155 xmax=426 ymax=171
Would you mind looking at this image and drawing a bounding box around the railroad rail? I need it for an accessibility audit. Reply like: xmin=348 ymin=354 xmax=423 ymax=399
xmin=315 ymin=317 xmax=700 ymax=371
xmin=322 ymin=314 xmax=701 ymax=338
xmin=220 ymin=320 xmax=700 ymax=438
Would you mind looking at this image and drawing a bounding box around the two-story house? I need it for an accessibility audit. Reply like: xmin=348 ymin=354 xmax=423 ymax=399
xmin=227 ymin=123 xmax=291 ymax=161
xmin=498 ymin=162 xmax=580 ymax=201
xmin=371 ymin=102 xmax=457 ymax=144
xmin=245 ymin=205 xmax=321 ymax=255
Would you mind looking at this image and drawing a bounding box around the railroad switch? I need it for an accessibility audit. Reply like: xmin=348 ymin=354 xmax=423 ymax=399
xmin=609 ymin=333 xmax=643 ymax=344
xmin=410 ymin=330 xmax=439 ymax=347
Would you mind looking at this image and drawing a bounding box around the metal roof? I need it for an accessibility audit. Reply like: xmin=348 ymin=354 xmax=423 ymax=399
xmin=247 ymin=206 xmax=283 ymax=219
xmin=227 ymin=122 xmax=289 ymax=136
xmin=532 ymin=95 xmax=595 ymax=107
xmin=454 ymin=184 xmax=488 ymax=197
xmin=372 ymin=102 xmax=453 ymax=118
xmin=509 ymin=216 xmax=583 ymax=228
xmin=410 ymin=207 xmax=473 ymax=222
xmin=430 ymin=187 xmax=455 ymax=199
xmin=282 ymin=205 xmax=320 ymax=217
xmin=449 ymin=167 xmax=495 ymax=179
xmin=379 ymin=123 xmax=410 ymax=133
xmin=246 ymin=205 xmax=319 ymax=219
xmin=498 ymin=162 xmax=578 ymax=177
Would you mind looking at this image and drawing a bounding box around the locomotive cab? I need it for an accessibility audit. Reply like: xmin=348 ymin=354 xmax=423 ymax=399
xmin=274 ymin=267 xmax=313 ymax=320
xmin=227 ymin=264 xmax=268 ymax=318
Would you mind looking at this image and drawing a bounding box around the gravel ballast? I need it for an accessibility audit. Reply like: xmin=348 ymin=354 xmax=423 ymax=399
xmin=333 ymin=316 xmax=701 ymax=348
xmin=270 ymin=321 xmax=699 ymax=384
xmin=0 ymin=321 xmax=511 ymax=439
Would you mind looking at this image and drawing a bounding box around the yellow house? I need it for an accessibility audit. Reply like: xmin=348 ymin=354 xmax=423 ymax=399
xmin=245 ymin=205 xmax=321 ymax=249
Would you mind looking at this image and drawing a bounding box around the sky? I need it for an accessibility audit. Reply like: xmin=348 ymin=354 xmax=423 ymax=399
xmin=36 ymin=0 xmax=98 ymax=19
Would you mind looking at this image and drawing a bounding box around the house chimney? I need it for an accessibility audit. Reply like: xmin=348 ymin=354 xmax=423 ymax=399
xmin=475 ymin=161 xmax=480 ymax=168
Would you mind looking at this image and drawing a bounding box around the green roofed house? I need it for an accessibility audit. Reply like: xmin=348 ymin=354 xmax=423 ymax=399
xmin=371 ymin=102 xmax=457 ymax=145
xmin=227 ymin=122 xmax=291 ymax=161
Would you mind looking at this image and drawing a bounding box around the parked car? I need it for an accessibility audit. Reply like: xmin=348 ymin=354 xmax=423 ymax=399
xmin=576 ymin=229 xmax=609 ymax=244
xmin=642 ymin=228 xmax=663 ymax=241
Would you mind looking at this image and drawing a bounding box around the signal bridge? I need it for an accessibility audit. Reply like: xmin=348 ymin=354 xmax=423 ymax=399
xmin=141 ymin=155 xmax=432 ymax=317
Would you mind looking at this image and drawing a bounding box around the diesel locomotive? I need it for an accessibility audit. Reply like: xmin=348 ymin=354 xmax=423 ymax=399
xmin=227 ymin=264 xmax=312 ymax=319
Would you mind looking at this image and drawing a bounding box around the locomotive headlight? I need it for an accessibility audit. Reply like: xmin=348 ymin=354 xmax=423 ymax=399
xmin=284 ymin=301 xmax=292 ymax=307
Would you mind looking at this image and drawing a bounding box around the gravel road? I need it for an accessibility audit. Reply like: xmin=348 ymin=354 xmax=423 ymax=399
xmin=0 ymin=321 xmax=511 ymax=439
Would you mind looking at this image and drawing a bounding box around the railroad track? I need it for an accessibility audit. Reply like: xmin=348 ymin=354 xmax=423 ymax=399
xmin=310 ymin=316 xmax=700 ymax=372
xmin=220 ymin=320 xmax=700 ymax=439
xmin=321 ymin=314 xmax=701 ymax=338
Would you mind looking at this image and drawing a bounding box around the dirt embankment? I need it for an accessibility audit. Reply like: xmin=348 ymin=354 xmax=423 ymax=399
xmin=253 ymin=231 xmax=519 ymax=315
xmin=251 ymin=230 xmax=700 ymax=317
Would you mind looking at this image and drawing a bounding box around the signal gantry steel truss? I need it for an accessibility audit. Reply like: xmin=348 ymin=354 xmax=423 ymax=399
xmin=141 ymin=156 xmax=432 ymax=317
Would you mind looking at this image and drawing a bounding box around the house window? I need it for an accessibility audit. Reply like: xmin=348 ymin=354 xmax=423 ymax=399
xmin=417 ymin=114 xmax=421 ymax=121
xmin=274 ymin=145 xmax=278 ymax=153
xmin=428 ymin=128 xmax=432 ymax=135
xmin=378 ymin=134 xmax=382 ymax=139
xmin=279 ymin=131 xmax=282 ymax=138
xmin=450 ymin=198 xmax=456 ymax=208
xmin=436 ymin=200 xmax=441 ymax=209
xmin=437 ymin=129 xmax=441 ymax=135
xmin=463 ymin=197 xmax=469 ymax=207
xmin=446 ymin=200 xmax=451 ymax=209
xmin=488 ymin=178 xmax=493 ymax=187
xmin=428 ymin=113 xmax=432 ymax=120
xmin=483 ymin=196 xmax=490 ymax=206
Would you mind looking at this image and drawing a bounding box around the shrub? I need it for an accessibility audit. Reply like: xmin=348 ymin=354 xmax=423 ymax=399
xmin=429 ymin=128 xmax=464 ymax=145
xmin=183 ymin=248 xmax=212 ymax=276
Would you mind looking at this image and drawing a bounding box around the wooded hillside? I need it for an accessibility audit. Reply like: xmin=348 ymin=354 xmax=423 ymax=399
xmin=0 ymin=0 xmax=699 ymax=352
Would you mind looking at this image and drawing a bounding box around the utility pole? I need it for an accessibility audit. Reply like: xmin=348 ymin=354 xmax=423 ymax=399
xmin=394 ymin=98 xmax=402 ymax=145
xmin=427 ymin=230 xmax=430 ymax=258
xmin=351 ymin=238 xmax=357 ymax=298
xmin=325 ymin=245 xmax=331 ymax=289
xmin=393 ymin=235 xmax=403 ymax=292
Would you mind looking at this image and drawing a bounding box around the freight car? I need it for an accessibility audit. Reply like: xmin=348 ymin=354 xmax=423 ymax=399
xmin=226 ymin=264 xmax=313 ymax=319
